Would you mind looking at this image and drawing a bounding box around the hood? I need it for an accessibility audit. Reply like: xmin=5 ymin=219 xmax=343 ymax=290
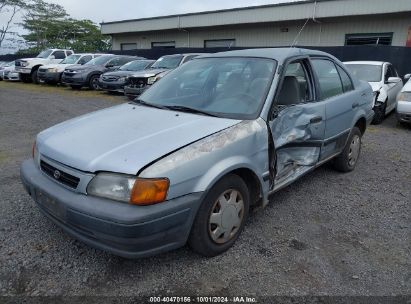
xmin=102 ymin=70 xmax=137 ymax=77
xmin=37 ymin=103 xmax=240 ymax=175
xmin=401 ymin=79 xmax=411 ymax=92
xmin=129 ymin=68 xmax=169 ymax=78
xmin=19 ymin=58 xmax=46 ymax=62
xmin=368 ymin=82 xmax=382 ymax=93
xmin=67 ymin=64 xmax=104 ymax=72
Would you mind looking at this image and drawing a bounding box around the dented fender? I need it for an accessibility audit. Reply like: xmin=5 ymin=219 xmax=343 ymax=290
xmin=140 ymin=119 xmax=270 ymax=201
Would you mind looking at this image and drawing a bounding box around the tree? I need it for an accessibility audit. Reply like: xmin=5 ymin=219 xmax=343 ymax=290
xmin=0 ymin=0 xmax=26 ymax=48
xmin=19 ymin=0 xmax=110 ymax=53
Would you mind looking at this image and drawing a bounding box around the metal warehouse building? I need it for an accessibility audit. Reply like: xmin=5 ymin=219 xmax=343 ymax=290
xmin=101 ymin=0 xmax=411 ymax=50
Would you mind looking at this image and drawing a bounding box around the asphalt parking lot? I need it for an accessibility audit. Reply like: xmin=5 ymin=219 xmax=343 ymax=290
xmin=0 ymin=81 xmax=410 ymax=298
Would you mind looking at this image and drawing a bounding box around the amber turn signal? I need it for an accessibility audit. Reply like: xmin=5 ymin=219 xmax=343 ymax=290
xmin=130 ymin=178 xmax=170 ymax=206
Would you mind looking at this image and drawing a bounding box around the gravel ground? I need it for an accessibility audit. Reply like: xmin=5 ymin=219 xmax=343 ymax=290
xmin=0 ymin=81 xmax=410 ymax=300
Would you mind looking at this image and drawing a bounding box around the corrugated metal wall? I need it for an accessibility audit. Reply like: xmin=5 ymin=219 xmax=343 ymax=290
xmin=102 ymin=0 xmax=411 ymax=35
xmin=111 ymin=14 xmax=411 ymax=49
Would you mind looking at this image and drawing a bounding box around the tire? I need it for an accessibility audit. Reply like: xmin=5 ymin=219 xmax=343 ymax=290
xmin=31 ymin=69 xmax=39 ymax=84
xmin=70 ymin=85 xmax=82 ymax=90
xmin=188 ymin=174 xmax=250 ymax=257
xmin=372 ymin=101 xmax=387 ymax=125
xmin=21 ymin=74 xmax=31 ymax=83
xmin=333 ymin=127 xmax=362 ymax=173
xmin=88 ymin=75 xmax=100 ymax=90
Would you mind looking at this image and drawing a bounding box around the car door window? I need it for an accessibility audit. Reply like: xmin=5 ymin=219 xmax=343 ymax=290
xmin=107 ymin=58 xmax=121 ymax=67
xmin=77 ymin=55 xmax=92 ymax=65
xmin=277 ymin=61 xmax=312 ymax=106
xmin=311 ymin=59 xmax=343 ymax=100
xmin=385 ymin=65 xmax=396 ymax=82
xmin=336 ymin=65 xmax=354 ymax=92
xmin=52 ymin=51 xmax=66 ymax=60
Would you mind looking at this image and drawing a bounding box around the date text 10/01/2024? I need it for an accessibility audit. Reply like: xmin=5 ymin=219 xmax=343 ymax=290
xmin=149 ymin=296 xmax=257 ymax=303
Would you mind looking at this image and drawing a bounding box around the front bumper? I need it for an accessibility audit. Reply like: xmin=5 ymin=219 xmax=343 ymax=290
xmin=124 ymin=85 xmax=151 ymax=98
xmin=20 ymin=159 xmax=203 ymax=258
xmin=38 ymin=71 xmax=62 ymax=83
xmin=61 ymin=73 xmax=87 ymax=86
xmin=15 ymin=67 xmax=32 ymax=74
xmin=98 ymin=80 xmax=126 ymax=92
xmin=396 ymin=101 xmax=411 ymax=123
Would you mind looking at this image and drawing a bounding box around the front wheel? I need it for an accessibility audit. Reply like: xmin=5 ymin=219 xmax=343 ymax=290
xmin=88 ymin=75 xmax=100 ymax=90
xmin=188 ymin=174 xmax=250 ymax=257
xmin=31 ymin=69 xmax=39 ymax=84
xmin=333 ymin=127 xmax=362 ymax=172
xmin=372 ymin=101 xmax=387 ymax=124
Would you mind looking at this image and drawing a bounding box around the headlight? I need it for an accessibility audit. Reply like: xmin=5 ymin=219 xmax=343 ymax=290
xmin=48 ymin=68 xmax=58 ymax=73
xmin=87 ymin=173 xmax=169 ymax=206
xmin=118 ymin=77 xmax=126 ymax=82
xmin=147 ymin=76 xmax=157 ymax=85
xmin=397 ymin=92 xmax=411 ymax=102
xmin=21 ymin=62 xmax=29 ymax=67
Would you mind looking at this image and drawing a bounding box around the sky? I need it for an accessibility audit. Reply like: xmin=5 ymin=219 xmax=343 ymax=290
xmin=47 ymin=0 xmax=301 ymax=24
xmin=0 ymin=0 xmax=300 ymax=54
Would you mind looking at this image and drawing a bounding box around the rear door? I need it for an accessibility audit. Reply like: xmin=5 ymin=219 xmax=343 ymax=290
xmin=269 ymin=57 xmax=326 ymax=190
xmin=310 ymin=58 xmax=356 ymax=161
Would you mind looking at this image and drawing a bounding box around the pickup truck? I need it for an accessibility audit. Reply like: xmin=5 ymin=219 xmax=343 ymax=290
xmin=15 ymin=49 xmax=74 ymax=84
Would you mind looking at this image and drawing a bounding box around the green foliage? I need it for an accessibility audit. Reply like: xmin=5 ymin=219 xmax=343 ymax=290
xmin=18 ymin=0 xmax=111 ymax=53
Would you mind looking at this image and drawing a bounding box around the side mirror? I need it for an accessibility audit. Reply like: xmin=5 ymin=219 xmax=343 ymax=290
xmin=49 ymin=55 xmax=55 ymax=60
xmin=387 ymin=77 xmax=402 ymax=84
xmin=404 ymin=74 xmax=411 ymax=81
xmin=105 ymin=63 xmax=114 ymax=68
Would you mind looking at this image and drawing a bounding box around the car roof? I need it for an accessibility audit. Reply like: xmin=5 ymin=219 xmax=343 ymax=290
xmin=197 ymin=48 xmax=332 ymax=61
xmin=344 ymin=61 xmax=386 ymax=66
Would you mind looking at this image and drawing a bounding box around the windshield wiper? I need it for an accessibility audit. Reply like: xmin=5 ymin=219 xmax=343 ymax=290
xmin=131 ymin=99 xmax=169 ymax=110
xmin=164 ymin=105 xmax=217 ymax=117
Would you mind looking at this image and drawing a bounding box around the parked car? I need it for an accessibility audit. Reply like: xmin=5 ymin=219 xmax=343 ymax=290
xmin=15 ymin=49 xmax=74 ymax=84
xmin=62 ymin=55 xmax=142 ymax=90
xmin=396 ymin=73 xmax=411 ymax=125
xmin=0 ymin=61 xmax=15 ymax=80
xmin=98 ymin=59 xmax=155 ymax=93
xmin=344 ymin=61 xmax=403 ymax=124
xmin=20 ymin=48 xmax=374 ymax=258
xmin=124 ymin=53 xmax=204 ymax=100
xmin=38 ymin=53 xmax=99 ymax=84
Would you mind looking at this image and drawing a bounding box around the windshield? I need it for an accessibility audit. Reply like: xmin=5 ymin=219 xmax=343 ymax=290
xmin=85 ymin=55 xmax=113 ymax=66
xmin=61 ymin=54 xmax=81 ymax=64
xmin=345 ymin=64 xmax=382 ymax=82
xmin=151 ymin=56 xmax=183 ymax=69
xmin=119 ymin=60 xmax=150 ymax=71
xmin=140 ymin=57 xmax=276 ymax=119
xmin=36 ymin=49 xmax=53 ymax=59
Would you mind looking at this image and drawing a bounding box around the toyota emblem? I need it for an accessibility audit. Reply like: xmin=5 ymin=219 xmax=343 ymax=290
xmin=53 ymin=170 xmax=61 ymax=180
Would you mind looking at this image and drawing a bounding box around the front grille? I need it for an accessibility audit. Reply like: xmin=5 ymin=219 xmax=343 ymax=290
xmin=128 ymin=77 xmax=146 ymax=88
xmin=40 ymin=160 xmax=80 ymax=189
xmin=102 ymin=76 xmax=119 ymax=82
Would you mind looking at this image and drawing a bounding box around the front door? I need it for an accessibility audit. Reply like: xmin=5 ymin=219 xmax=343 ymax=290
xmin=269 ymin=58 xmax=326 ymax=191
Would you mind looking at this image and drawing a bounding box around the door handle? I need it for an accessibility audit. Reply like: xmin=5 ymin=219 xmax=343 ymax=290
xmin=352 ymin=102 xmax=359 ymax=109
xmin=310 ymin=116 xmax=323 ymax=124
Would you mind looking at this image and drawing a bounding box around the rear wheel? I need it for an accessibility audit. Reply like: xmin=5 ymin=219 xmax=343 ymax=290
xmin=189 ymin=174 xmax=250 ymax=257
xmin=333 ymin=127 xmax=362 ymax=172
xmin=88 ymin=75 xmax=100 ymax=90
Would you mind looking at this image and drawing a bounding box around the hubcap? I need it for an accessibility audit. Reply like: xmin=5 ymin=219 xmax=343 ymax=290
xmin=208 ymin=189 xmax=244 ymax=244
xmin=348 ymin=135 xmax=361 ymax=167
xmin=92 ymin=78 xmax=99 ymax=89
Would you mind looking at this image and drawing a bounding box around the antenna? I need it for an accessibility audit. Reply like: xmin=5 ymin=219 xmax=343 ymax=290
xmin=290 ymin=17 xmax=310 ymax=48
